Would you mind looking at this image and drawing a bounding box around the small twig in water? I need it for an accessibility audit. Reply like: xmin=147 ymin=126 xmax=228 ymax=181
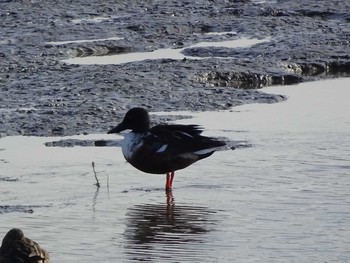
xmin=92 ymin=161 xmax=100 ymax=188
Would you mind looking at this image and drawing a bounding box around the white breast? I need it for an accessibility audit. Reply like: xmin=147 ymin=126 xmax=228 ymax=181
xmin=121 ymin=132 xmax=144 ymax=161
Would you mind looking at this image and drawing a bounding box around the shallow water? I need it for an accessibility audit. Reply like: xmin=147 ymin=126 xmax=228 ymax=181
xmin=1 ymin=78 xmax=349 ymax=262
xmin=46 ymin=37 xmax=124 ymax=45
xmin=63 ymin=37 xmax=269 ymax=65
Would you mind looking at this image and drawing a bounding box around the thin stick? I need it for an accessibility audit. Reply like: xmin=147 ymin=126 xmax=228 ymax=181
xmin=92 ymin=161 xmax=100 ymax=188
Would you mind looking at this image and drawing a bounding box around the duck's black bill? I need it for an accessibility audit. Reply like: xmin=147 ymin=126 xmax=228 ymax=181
xmin=107 ymin=122 xmax=126 ymax=134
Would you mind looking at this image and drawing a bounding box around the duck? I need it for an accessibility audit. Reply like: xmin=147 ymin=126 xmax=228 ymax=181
xmin=0 ymin=228 xmax=50 ymax=263
xmin=107 ymin=107 xmax=226 ymax=191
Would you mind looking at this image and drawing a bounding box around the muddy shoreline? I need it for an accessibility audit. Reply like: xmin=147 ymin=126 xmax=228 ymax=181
xmin=1 ymin=0 xmax=349 ymax=136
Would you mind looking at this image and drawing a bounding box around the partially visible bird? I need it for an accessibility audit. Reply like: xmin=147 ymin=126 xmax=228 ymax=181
xmin=0 ymin=228 xmax=50 ymax=263
xmin=108 ymin=107 xmax=226 ymax=191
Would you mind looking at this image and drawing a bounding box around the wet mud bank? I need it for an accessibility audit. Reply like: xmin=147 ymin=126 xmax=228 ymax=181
xmin=1 ymin=0 xmax=349 ymax=136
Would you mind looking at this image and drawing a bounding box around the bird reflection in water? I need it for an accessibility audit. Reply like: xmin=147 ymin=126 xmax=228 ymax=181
xmin=124 ymin=192 xmax=217 ymax=262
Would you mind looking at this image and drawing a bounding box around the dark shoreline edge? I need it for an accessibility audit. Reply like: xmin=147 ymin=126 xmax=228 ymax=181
xmin=1 ymin=0 xmax=349 ymax=136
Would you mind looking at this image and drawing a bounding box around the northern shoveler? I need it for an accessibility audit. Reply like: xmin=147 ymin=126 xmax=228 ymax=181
xmin=0 ymin=228 xmax=50 ymax=263
xmin=108 ymin=107 xmax=226 ymax=191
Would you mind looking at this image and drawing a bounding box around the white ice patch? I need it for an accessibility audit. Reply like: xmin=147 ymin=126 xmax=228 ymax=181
xmin=156 ymin=144 xmax=168 ymax=153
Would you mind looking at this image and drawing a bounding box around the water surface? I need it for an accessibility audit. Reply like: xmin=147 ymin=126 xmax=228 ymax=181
xmin=63 ymin=37 xmax=269 ymax=65
xmin=1 ymin=78 xmax=349 ymax=262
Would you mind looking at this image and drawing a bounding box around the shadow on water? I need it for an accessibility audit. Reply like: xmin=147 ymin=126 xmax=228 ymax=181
xmin=123 ymin=192 xmax=218 ymax=262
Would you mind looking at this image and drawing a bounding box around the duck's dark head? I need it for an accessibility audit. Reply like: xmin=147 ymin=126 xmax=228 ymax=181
xmin=108 ymin=107 xmax=151 ymax=134
xmin=1 ymin=228 xmax=24 ymax=249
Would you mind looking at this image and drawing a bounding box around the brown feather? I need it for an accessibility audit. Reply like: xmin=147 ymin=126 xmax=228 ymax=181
xmin=0 ymin=229 xmax=50 ymax=263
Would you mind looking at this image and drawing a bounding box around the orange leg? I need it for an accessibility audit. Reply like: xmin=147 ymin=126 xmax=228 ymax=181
xmin=170 ymin=171 xmax=175 ymax=187
xmin=165 ymin=171 xmax=175 ymax=191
